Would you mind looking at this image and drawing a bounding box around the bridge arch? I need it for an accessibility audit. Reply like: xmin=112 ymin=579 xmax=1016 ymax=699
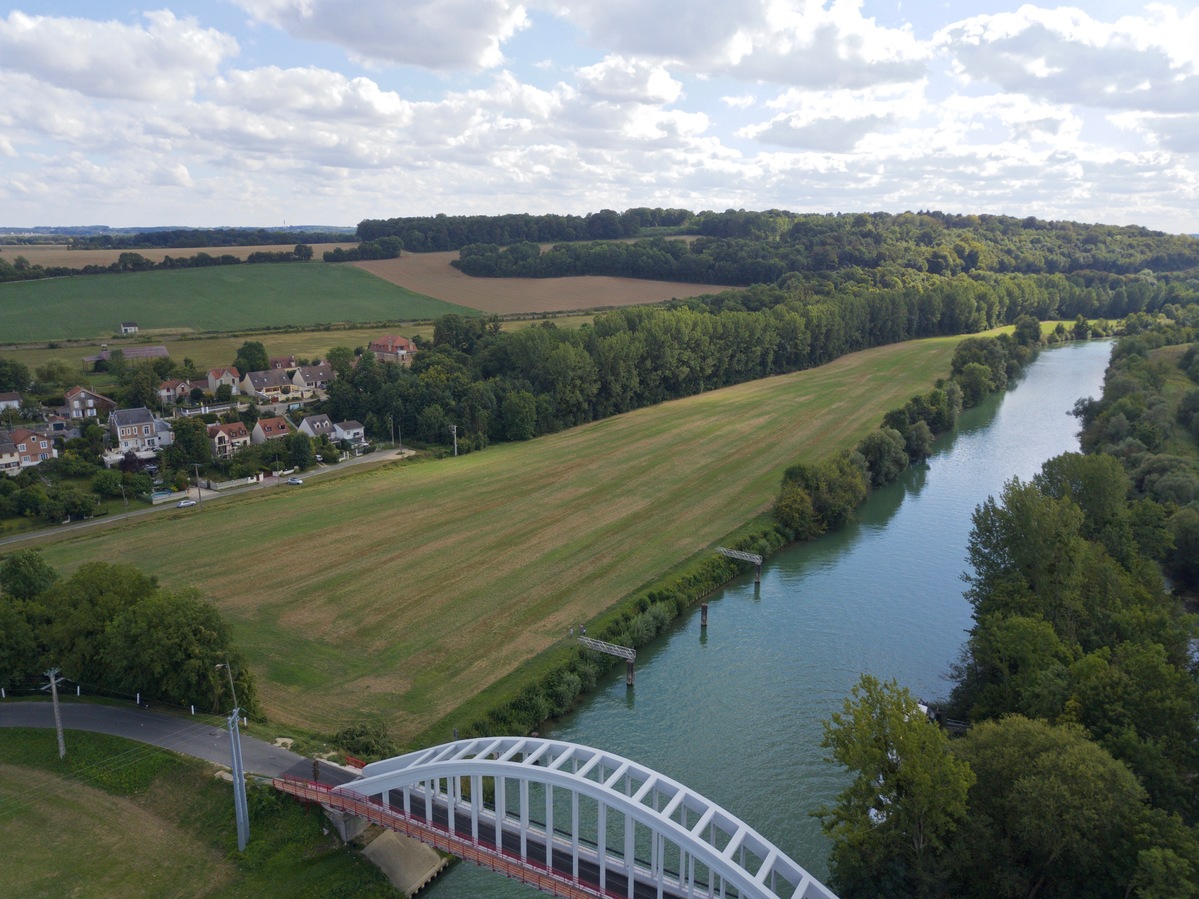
xmin=327 ymin=736 xmax=836 ymax=899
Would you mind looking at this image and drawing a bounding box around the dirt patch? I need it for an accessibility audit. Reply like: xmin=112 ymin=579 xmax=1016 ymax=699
xmin=355 ymin=252 xmax=735 ymax=314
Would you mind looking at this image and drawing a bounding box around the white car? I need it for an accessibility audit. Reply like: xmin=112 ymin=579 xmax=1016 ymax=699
xmin=176 ymin=499 xmax=197 ymax=508
xmin=286 ymin=477 xmax=303 ymax=485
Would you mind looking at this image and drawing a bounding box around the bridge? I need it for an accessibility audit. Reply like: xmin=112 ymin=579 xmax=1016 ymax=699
xmin=275 ymin=736 xmax=835 ymax=899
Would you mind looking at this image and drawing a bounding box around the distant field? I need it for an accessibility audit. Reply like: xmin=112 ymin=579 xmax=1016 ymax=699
xmin=0 ymin=263 xmax=476 ymax=342
xmin=356 ymin=251 xmax=734 ymax=313
xmin=0 ymin=242 xmax=357 ymax=267
xmin=36 ymin=336 xmax=965 ymax=744
xmin=0 ymin=315 xmax=595 ymax=374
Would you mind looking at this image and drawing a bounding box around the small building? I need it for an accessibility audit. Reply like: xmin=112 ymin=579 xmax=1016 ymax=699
xmin=207 ymin=421 xmax=251 ymax=460
xmin=109 ymin=407 xmax=171 ymax=453
xmin=299 ymin=414 xmax=335 ymax=439
xmin=269 ymin=355 xmax=297 ymax=371
xmin=252 ymin=416 xmax=292 ymax=444
xmin=0 ymin=391 xmax=21 ymax=412
xmin=83 ymin=345 xmax=169 ymax=369
xmin=120 ymin=322 xmax=139 ymax=335
xmin=292 ymin=363 xmax=335 ymax=393
xmin=334 ymin=420 xmax=366 ymax=445
xmin=208 ymin=367 xmax=241 ymax=395
xmin=63 ymin=385 xmax=117 ymax=420
xmin=240 ymin=369 xmax=294 ymax=402
xmin=1 ymin=427 xmax=57 ymax=470
xmin=0 ymin=436 xmax=19 ymax=475
xmin=157 ymin=378 xmax=191 ymax=406
xmin=369 ymin=335 xmax=417 ymax=365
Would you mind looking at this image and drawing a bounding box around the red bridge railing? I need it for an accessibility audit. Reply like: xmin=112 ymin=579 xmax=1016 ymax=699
xmin=273 ymin=776 xmax=633 ymax=899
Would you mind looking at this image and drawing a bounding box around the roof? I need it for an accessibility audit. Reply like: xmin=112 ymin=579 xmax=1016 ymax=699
xmin=255 ymin=416 xmax=291 ymax=437
xmin=295 ymin=363 xmax=333 ymax=382
xmin=110 ymin=407 xmax=156 ymax=427
xmin=335 ymin=420 xmax=364 ymax=431
xmin=208 ymin=422 xmax=249 ymax=439
xmin=83 ymin=346 xmax=169 ymax=363
xmin=0 ymin=391 xmax=21 ymax=403
xmin=269 ymin=355 xmax=297 ymax=369
xmin=64 ymin=385 xmax=116 ymax=404
xmin=369 ymin=335 xmax=416 ymax=354
xmin=159 ymin=379 xmax=187 ymax=390
xmin=301 ymin=414 xmax=334 ymax=433
xmin=121 ymin=322 xmax=138 ymax=327
xmin=243 ymin=369 xmax=293 ymax=389
xmin=209 ymin=366 xmax=240 ymax=378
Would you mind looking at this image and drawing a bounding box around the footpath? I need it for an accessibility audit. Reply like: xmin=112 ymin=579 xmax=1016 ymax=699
xmin=0 ymin=700 xmax=447 ymax=895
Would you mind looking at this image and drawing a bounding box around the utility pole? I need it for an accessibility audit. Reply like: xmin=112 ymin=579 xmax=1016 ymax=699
xmin=194 ymin=463 xmax=202 ymax=507
xmin=216 ymin=662 xmax=249 ymax=851
xmin=450 ymin=424 xmax=458 ymax=457
xmin=119 ymin=481 xmax=129 ymax=521
xmin=42 ymin=668 xmax=67 ymax=759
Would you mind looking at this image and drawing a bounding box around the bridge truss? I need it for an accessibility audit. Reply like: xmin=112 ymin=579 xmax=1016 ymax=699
xmin=283 ymin=736 xmax=836 ymax=899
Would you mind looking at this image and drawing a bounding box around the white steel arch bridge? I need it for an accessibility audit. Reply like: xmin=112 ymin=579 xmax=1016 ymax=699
xmin=275 ymin=736 xmax=836 ymax=899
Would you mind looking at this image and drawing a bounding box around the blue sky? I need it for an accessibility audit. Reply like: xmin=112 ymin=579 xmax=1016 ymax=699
xmin=2 ymin=1 xmax=1197 ymax=231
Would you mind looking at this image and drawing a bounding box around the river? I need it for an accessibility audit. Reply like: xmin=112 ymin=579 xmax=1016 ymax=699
xmin=423 ymin=339 xmax=1113 ymax=897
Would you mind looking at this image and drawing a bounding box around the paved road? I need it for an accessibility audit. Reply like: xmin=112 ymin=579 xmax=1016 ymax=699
xmin=0 ymin=701 xmax=354 ymax=783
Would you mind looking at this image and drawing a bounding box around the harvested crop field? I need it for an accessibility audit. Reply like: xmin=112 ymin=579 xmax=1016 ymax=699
xmin=0 ymin=242 xmax=357 ymax=268
xmin=355 ymin=251 xmax=734 ymax=314
xmin=36 ymin=337 xmax=965 ymax=744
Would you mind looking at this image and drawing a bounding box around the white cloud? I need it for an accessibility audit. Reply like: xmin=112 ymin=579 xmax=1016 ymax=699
xmin=232 ymin=0 xmax=529 ymax=70
xmin=208 ymin=67 xmax=413 ymax=124
xmin=554 ymin=0 xmax=928 ymax=88
xmin=0 ymin=10 xmax=237 ymax=101
xmin=937 ymin=4 xmax=1199 ymax=113
xmin=576 ymin=56 xmax=682 ymax=105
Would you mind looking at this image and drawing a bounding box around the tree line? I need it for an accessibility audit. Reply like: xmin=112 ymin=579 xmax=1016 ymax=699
xmin=0 ymin=550 xmax=257 ymax=716
xmin=816 ymin=305 xmax=1199 ymax=898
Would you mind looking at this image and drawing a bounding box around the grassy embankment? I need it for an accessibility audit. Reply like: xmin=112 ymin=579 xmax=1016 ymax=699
xmin=0 ymin=728 xmax=395 ymax=897
xmin=33 ymin=335 xmax=967 ymax=746
xmin=0 ymin=263 xmax=475 ymax=343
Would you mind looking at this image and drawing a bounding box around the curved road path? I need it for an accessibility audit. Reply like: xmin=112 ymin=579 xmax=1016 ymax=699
xmin=0 ymin=701 xmax=355 ymax=784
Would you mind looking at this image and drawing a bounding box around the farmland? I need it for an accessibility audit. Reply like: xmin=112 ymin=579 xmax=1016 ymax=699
xmin=0 ymin=242 xmax=357 ymax=268
xmin=34 ymin=335 xmax=966 ymax=745
xmin=356 ymin=251 xmax=733 ymax=314
xmin=0 ymin=263 xmax=474 ymax=343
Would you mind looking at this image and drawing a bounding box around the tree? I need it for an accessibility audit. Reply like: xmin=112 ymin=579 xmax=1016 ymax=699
xmin=0 ymin=358 xmax=31 ymax=393
xmin=233 ymin=340 xmax=269 ymax=375
xmin=818 ymin=675 xmax=974 ymax=898
xmin=948 ymin=716 xmax=1148 ymax=899
xmin=500 ymin=391 xmax=537 ymax=441
xmin=857 ymin=427 xmax=909 ymax=488
xmin=293 ymin=243 xmax=313 ymax=261
xmin=774 ymin=481 xmax=823 ymax=540
xmin=215 ymin=383 xmax=233 ymax=403
xmin=905 ymin=420 xmax=934 ymax=462
xmin=34 ymin=358 xmax=74 ymax=391
xmin=0 ymin=549 xmax=59 ymax=600
xmin=164 ymin=416 xmax=211 ymax=469
xmin=1013 ymin=314 xmax=1042 ymax=347
xmin=123 ymin=367 xmax=159 ymax=410
xmin=326 ymin=346 xmax=355 ymax=380
xmin=288 ymin=431 xmax=314 ymax=470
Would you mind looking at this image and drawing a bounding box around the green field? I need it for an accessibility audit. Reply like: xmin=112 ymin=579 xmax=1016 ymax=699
xmin=0 ymin=728 xmax=395 ymax=897
xmin=31 ymin=335 xmax=968 ymax=744
xmin=0 ymin=263 xmax=476 ymax=342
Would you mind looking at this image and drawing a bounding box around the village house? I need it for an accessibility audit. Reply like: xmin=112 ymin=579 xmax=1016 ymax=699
xmin=208 ymin=367 xmax=241 ymax=395
xmin=269 ymin=355 xmax=297 ymax=371
xmin=63 ymin=385 xmax=117 ymax=420
xmin=207 ymin=421 xmax=252 ymax=460
xmin=0 ymin=391 xmax=21 ymax=413
xmin=299 ymin=414 xmax=335 ymax=439
xmin=368 ymin=335 xmax=417 ymax=364
xmin=1 ymin=427 xmax=57 ymax=470
xmin=109 ymin=407 xmax=173 ymax=453
xmin=157 ymin=378 xmax=191 ymax=406
xmin=334 ymin=420 xmax=366 ymax=447
xmin=120 ymin=322 xmax=139 ymax=335
xmin=251 ymin=416 xmax=292 ymax=444
xmin=240 ymin=369 xmax=294 ymax=402
xmin=292 ymin=363 xmax=335 ymax=393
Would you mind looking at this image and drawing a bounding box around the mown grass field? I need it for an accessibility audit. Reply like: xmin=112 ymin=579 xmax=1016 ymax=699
xmin=356 ymin=251 xmax=733 ymax=314
xmin=0 ymin=263 xmax=475 ymax=342
xmin=33 ymin=336 xmax=966 ymax=744
xmin=0 ymin=728 xmax=394 ymax=897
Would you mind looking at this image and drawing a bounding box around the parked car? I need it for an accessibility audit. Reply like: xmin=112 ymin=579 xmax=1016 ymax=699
xmin=286 ymin=477 xmax=303 ymax=485
xmin=177 ymin=499 xmax=197 ymax=508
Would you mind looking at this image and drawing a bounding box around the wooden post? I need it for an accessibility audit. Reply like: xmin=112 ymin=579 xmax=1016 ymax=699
xmin=700 ymin=603 xmax=708 ymax=628
xmin=626 ymin=659 xmax=635 ymax=688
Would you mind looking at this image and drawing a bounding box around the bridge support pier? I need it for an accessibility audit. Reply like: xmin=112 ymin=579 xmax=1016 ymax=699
xmin=626 ymin=659 xmax=635 ymax=687
xmin=700 ymin=603 xmax=708 ymax=627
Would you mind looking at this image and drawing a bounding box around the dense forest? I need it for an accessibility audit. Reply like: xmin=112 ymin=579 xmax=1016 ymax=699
xmin=817 ymin=306 xmax=1199 ymax=899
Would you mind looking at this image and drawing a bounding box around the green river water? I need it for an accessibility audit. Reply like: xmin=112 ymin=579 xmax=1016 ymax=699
xmin=423 ymin=339 xmax=1114 ymax=897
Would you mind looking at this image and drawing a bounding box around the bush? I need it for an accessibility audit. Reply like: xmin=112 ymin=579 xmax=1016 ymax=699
xmin=332 ymin=720 xmax=397 ymax=760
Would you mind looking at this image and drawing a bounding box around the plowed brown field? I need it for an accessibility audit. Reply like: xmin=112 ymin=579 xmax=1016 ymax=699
xmin=0 ymin=243 xmax=357 ymax=267
xmin=355 ymin=252 xmax=733 ymax=314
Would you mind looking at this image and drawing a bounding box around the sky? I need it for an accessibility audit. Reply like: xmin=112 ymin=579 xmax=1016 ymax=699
xmin=1 ymin=1 xmax=1198 ymax=232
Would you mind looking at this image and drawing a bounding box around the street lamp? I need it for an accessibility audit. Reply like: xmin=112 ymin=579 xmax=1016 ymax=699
xmin=215 ymin=661 xmax=249 ymax=851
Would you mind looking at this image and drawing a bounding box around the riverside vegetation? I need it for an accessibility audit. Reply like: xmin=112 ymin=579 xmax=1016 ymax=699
xmin=817 ymin=305 xmax=1199 ymax=899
